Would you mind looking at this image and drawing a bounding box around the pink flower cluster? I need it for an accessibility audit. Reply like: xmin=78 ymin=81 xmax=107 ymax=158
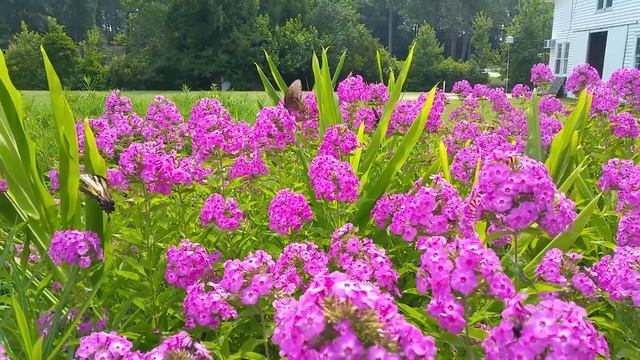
xmin=452 ymin=80 xmax=473 ymax=97
xmin=75 ymin=331 xmax=133 ymax=359
xmin=77 ymin=331 xmax=212 ymax=360
xmin=468 ymin=150 xmax=576 ymax=236
xmin=330 ymin=223 xmax=400 ymax=295
xmin=272 ymin=242 xmax=329 ymax=295
xmin=228 ymin=152 xmax=269 ymax=180
xmin=536 ymin=248 xmax=597 ymax=297
xmin=599 ymin=158 xmax=640 ymax=246
xmin=253 ymin=105 xmax=297 ymax=150
xmin=530 ymin=63 xmax=555 ymax=87
xmin=308 ymin=155 xmax=360 ymax=203
xmin=272 ymin=272 xmax=437 ymax=359
xmin=566 ymin=64 xmax=601 ymax=94
xmin=200 ymin=193 xmax=243 ymax=231
xmin=317 ymin=124 xmax=359 ymax=159
xmin=609 ymin=112 xmax=640 ymax=138
xmin=143 ymin=331 xmax=212 ymax=360
xmin=183 ymin=281 xmax=237 ymax=329
xmin=49 ymin=230 xmax=103 ymax=268
xmin=0 ymin=344 xmax=7 ymax=360
xmin=219 ymin=250 xmax=275 ymax=305
xmin=482 ymin=297 xmax=609 ymax=359
xmin=268 ymin=189 xmax=314 ymax=235
xmin=608 ymin=67 xmax=640 ymax=111
xmin=511 ymin=84 xmax=532 ymax=99
xmin=337 ymin=75 xmax=389 ymax=105
xmin=416 ymin=235 xmax=515 ymax=333
xmin=592 ymin=246 xmax=640 ymax=307
xmin=165 ymin=240 xmax=221 ymax=289
xmin=372 ymin=176 xmax=467 ymax=241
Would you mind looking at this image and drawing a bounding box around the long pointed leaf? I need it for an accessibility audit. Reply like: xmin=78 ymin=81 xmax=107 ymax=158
xmin=375 ymin=49 xmax=384 ymax=83
xmin=439 ymin=140 xmax=451 ymax=183
xmin=331 ymin=50 xmax=347 ymax=88
xmin=352 ymin=86 xmax=436 ymax=226
xmin=359 ymin=45 xmax=415 ymax=176
xmin=41 ymin=46 xmax=81 ymax=229
xmin=523 ymin=194 xmax=601 ymax=277
xmin=264 ymin=51 xmax=287 ymax=93
xmin=525 ymin=92 xmax=543 ymax=161
xmin=254 ymin=63 xmax=280 ymax=105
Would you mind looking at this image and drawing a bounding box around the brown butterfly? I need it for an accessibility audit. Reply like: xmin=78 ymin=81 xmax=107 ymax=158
xmin=284 ymin=79 xmax=306 ymax=115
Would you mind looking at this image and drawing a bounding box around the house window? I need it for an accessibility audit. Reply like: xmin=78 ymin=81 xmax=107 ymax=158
xmin=636 ymin=38 xmax=640 ymax=68
xmin=597 ymin=0 xmax=613 ymax=10
xmin=555 ymin=42 xmax=570 ymax=75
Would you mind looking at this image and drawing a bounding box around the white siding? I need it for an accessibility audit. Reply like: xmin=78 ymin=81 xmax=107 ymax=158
xmin=603 ymin=25 xmax=628 ymax=79
xmin=624 ymin=24 xmax=640 ymax=68
xmin=549 ymin=0 xmax=640 ymax=81
xmin=570 ymin=0 xmax=640 ymax=32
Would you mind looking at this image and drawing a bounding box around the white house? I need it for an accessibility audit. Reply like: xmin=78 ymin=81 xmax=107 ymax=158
xmin=548 ymin=0 xmax=640 ymax=81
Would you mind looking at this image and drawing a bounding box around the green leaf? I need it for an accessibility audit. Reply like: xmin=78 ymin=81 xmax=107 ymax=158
xmin=439 ymin=140 xmax=451 ymax=183
xmin=359 ymin=45 xmax=415 ymax=176
xmin=331 ymin=50 xmax=347 ymax=87
xmin=352 ymin=86 xmax=436 ymax=227
xmin=523 ymin=194 xmax=601 ymax=277
xmin=375 ymin=49 xmax=384 ymax=83
xmin=31 ymin=337 xmax=44 ymax=360
xmin=254 ymin=63 xmax=280 ymax=105
xmin=41 ymin=46 xmax=81 ymax=229
xmin=349 ymin=121 xmax=366 ymax=173
xmin=525 ymin=92 xmax=543 ymax=161
xmin=12 ymin=294 xmax=33 ymax=359
xmin=312 ymin=49 xmax=342 ymax=138
xmin=545 ymin=89 xmax=592 ymax=182
xmin=264 ymin=51 xmax=287 ymax=93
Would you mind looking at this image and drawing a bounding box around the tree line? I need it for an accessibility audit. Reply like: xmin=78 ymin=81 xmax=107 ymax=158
xmin=0 ymin=0 xmax=552 ymax=91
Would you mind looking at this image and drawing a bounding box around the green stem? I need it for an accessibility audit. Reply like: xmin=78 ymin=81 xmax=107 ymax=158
xmin=142 ymin=187 xmax=158 ymax=332
xmin=463 ymin=297 xmax=475 ymax=360
xmin=260 ymin=310 xmax=271 ymax=359
xmin=514 ymin=233 xmax=519 ymax=289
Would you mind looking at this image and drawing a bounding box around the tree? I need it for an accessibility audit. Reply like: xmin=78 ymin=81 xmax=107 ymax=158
xmin=406 ymin=23 xmax=444 ymax=91
xmin=270 ymin=16 xmax=320 ymax=84
xmin=79 ymin=27 xmax=107 ymax=87
xmin=42 ymin=17 xmax=80 ymax=86
xmin=470 ymin=11 xmax=495 ymax=70
xmin=307 ymin=0 xmax=382 ymax=81
xmin=4 ymin=22 xmax=46 ymax=89
xmin=49 ymin=0 xmax=98 ymax=41
xmin=503 ymin=0 xmax=552 ymax=86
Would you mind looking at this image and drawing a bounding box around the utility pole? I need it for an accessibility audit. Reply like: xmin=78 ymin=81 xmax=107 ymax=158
xmin=388 ymin=0 xmax=394 ymax=54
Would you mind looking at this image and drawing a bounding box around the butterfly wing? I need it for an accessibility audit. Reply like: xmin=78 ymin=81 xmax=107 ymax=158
xmin=79 ymin=174 xmax=115 ymax=213
xmin=284 ymin=79 xmax=305 ymax=114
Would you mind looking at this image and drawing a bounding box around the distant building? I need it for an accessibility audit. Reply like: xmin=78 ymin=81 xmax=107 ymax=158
xmin=547 ymin=0 xmax=640 ymax=81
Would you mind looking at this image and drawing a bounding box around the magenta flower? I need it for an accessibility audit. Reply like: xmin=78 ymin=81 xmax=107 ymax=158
xmin=229 ymin=151 xmax=269 ymax=180
xmin=273 ymin=242 xmax=329 ymax=295
xmin=566 ymin=63 xmax=600 ymax=94
xmin=309 ymin=155 xmax=360 ymax=203
xmin=592 ymin=246 xmax=640 ymax=307
xmin=219 ymin=250 xmax=275 ymax=305
xmin=317 ymin=124 xmax=359 ymax=159
xmin=482 ymin=298 xmax=609 ymax=359
xmin=452 ymin=80 xmax=473 ymax=97
xmin=0 ymin=343 xmax=8 ymax=360
xmin=511 ymin=84 xmax=532 ymax=99
xmin=468 ymin=150 xmax=576 ymax=236
xmin=609 ymin=112 xmax=640 ymax=138
xmin=330 ymin=223 xmax=400 ymax=295
xmin=253 ymin=105 xmax=297 ymax=150
xmin=538 ymin=95 xmax=565 ymax=115
xmin=530 ymin=63 xmax=554 ymax=87
xmin=144 ymin=331 xmax=212 ymax=360
xmin=165 ymin=239 xmax=221 ymax=289
xmin=183 ymin=281 xmax=237 ymax=329
xmin=75 ymin=332 xmax=133 ymax=360
xmin=268 ymin=189 xmax=314 ymax=236
xmin=272 ymin=272 xmax=437 ymax=359
xmin=49 ymin=230 xmax=103 ymax=268
xmin=48 ymin=168 xmax=59 ymax=191
xmin=200 ymin=193 xmax=243 ymax=231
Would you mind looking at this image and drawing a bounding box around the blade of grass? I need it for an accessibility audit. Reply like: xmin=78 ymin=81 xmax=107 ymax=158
xmin=254 ymin=63 xmax=280 ymax=105
xmin=359 ymin=45 xmax=415 ymax=177
xmin=41 ymin=46 xmax=81 ymax=229
xmin=264 ymin=51 xmax=287 ymax=93
xmin=375 ymin=49 xmax=384 ymax=83
xmin=439 ymin=140 xmax=451 ymax=183
xmin=11 ymin=294 xmax=33 ymax=359
xmin=331 ymin=50 xmax=347 ymax=88
xmin=525 ymin=92 xmax=543 ymax=161
xmin=523 ymin=194 xmax=601 ymax=277
xmin=352 ymin=86 xmax=436 ymax=226
xmin=350 ymin=121 xmax=366 ymax=173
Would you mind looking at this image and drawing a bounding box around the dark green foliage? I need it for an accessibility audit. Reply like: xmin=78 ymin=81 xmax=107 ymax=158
xmin=4 ymin=22 xmax=46 ymax=90
xmin=406 ymin=24 xmax=443 ymax=91
xmin=502 ymin=0 xmax=553 ymax=86
xmin=42 ymin=17 xmax=80 ymax=87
